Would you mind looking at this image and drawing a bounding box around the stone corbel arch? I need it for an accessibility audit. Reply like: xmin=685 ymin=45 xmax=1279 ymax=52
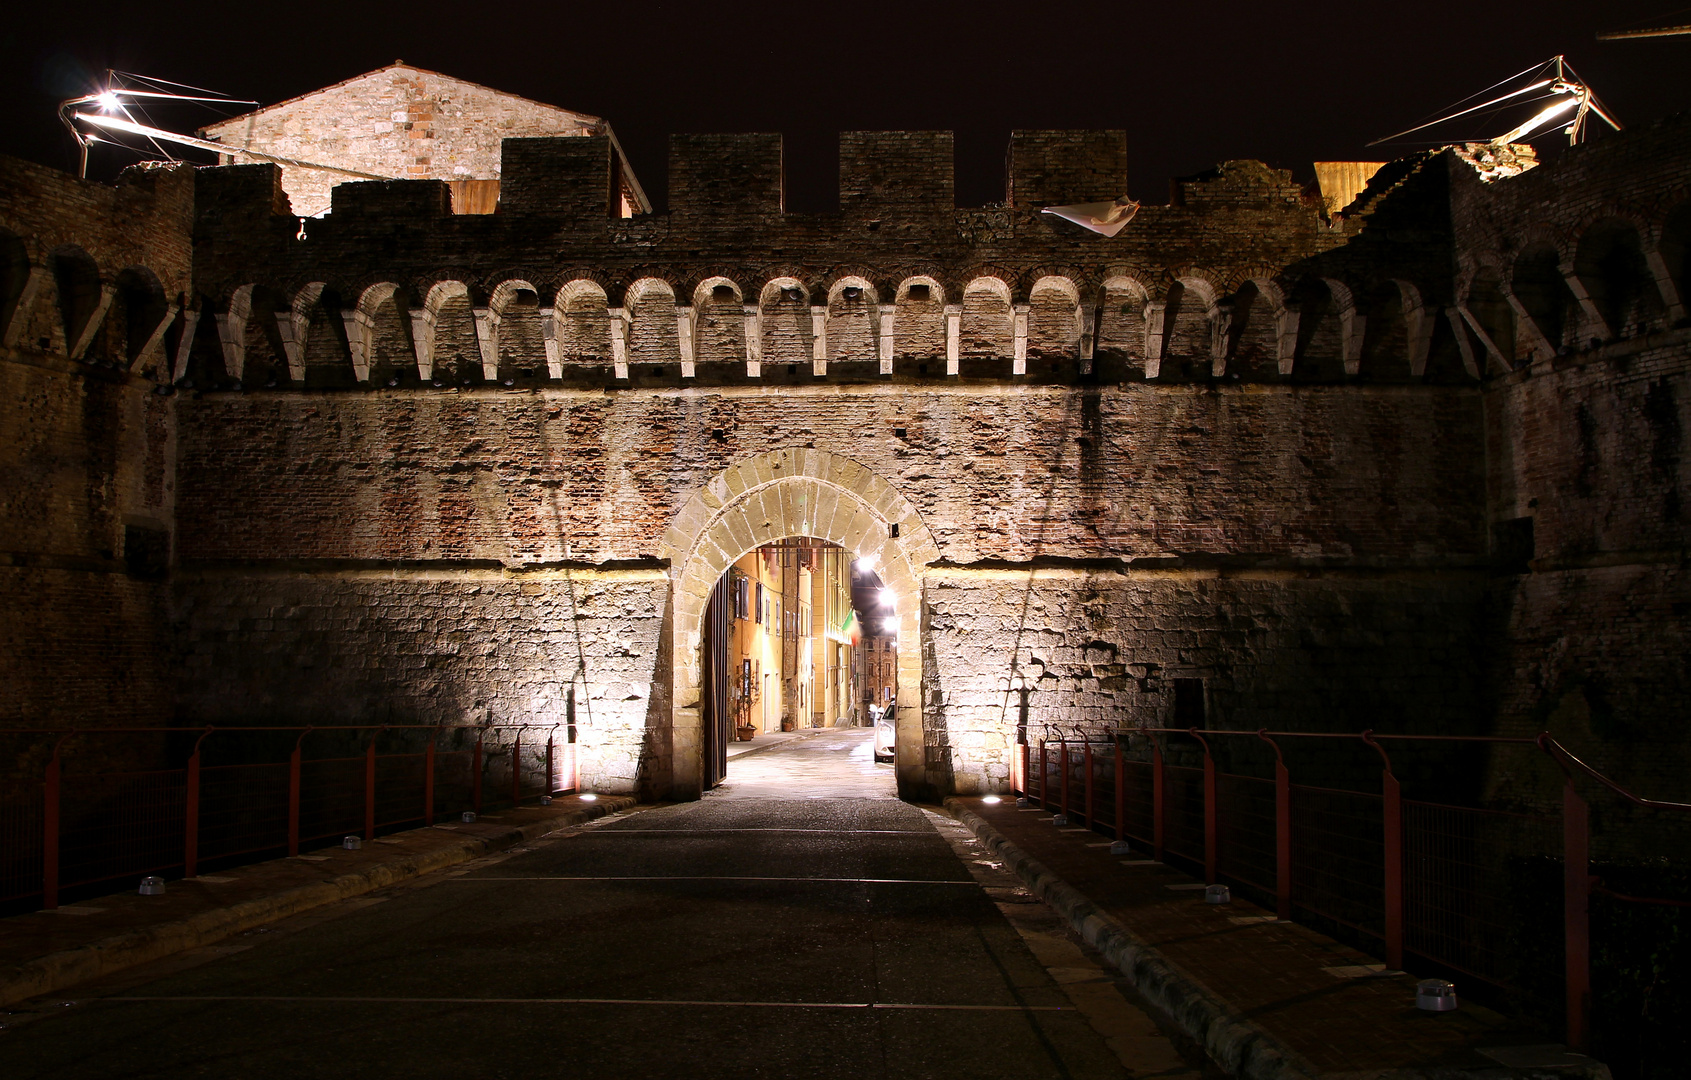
xmin=657 ymin=448 xmax=941 ymax=801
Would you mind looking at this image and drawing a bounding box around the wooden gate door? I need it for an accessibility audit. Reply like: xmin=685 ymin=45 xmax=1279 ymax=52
xmin=701 ymin=572 xmax=733 ymax=788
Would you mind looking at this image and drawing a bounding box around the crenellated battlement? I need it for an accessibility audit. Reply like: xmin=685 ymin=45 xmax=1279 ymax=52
xmin=7 ymin=119 xmax=1688 ymax=398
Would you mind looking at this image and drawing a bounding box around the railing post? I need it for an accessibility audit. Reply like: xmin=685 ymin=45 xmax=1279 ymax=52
xmin=185 ymin=728 xmax=212 ymax=878
xmin=1563 ymin=778 xmax=1591 ymax=1052
xmin=1021 ymin=742 xmax=1030 ymax=800
xmin=287 ymin=734 xmax=304 ymax=857
xmin=511 ymin=729 xmax=522 ymax=806
xmin=1364 ymin=732 xmax=1405 ymax=972
xmin=546 ymin=729 xmax=556 ymax=797
xmin=1190 ymin=729 xmax=1216 ymax=884
xmin=1383 ymin=775 xmax=1403 ymax=970
xmin=1257 ymin=730 xmax=1292 ymax=921
xmin=1028 ymin=743 xmax=1041 ymax=811
xmin=1084 ymin=742 xmax=1095 ymax=827
xmin=1274 ymin=756 xmax=1292 ymax=920
xmin=1153 ymin=738 xmax=1166 ymax=862
xmin=364 ymin=734 xmax=378 ymax=841
xmin=473 ymin=732 xmax=484 ymax=814
xmin=424 ymin=739 xmax=436 ymax=825
xmin=42 ymin=740 xmax=63 ymax=910
xmin=1114 ymin=738 xmax=1126 ymax=841
xmin=1059 ymin=742 xmax=1071 ymax=817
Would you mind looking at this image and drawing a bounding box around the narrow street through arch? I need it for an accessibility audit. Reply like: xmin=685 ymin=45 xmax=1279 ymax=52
xmin=719 ymin=728 xmax=896 ymax=799
xmin=1 ymin=735 xmax=1201 ymax=1079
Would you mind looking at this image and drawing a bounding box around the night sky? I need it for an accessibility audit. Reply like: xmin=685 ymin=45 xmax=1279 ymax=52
xmin=4 ymin=1 xmax=1688 ymax=209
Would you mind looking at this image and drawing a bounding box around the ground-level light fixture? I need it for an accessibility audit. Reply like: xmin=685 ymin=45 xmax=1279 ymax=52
xmin=1417 ymin=979 xmax=1458 ymax=1011
xmin=580 ymin=793 xmax=598 ymax=802
xmin=981 ymin=795 xmax=1001 ymax=805
xmin=343 ymin=835 xmax=362 ymax=850
xmin=139 ymin=876 xmax=165 ymax=896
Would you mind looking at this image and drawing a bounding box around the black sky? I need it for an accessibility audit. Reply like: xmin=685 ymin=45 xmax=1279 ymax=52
xmin=4 ymin=1 xmax=1688 ymax=209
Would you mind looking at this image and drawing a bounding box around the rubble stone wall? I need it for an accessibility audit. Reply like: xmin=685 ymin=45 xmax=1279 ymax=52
xmin=200 ymin=64 xmax=600 ymax=218
xmin=171 ymin=381 xmax=1486 ymax=796
xmin=0 ymin=158 xmax=192 ymax=729
xmin=1 ymin=113 xmax=1686 ymax=804
xmin=1445 ymin=117 xmax=1691 ymax=812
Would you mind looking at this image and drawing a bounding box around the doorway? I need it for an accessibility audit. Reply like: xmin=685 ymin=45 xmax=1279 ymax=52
xmin=698 ymin=536 xmax=891 ymax=790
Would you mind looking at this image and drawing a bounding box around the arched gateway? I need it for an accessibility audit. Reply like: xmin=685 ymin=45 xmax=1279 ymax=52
xmin=657 ymin=449 xmax=940 ymax=800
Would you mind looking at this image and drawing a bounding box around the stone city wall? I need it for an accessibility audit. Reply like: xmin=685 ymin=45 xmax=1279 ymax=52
xmin=921 ymin=568 xmax=1490 ymax=795
xmin=171 ymin=381 xmax=1486 ymax=795
xmin=0 ymin=158 xmax=193 ymax=730
xmin=1444 ymin=116 xmax=1691 ymax=813
xmin=0 ymin=115 xmax=1685 ymax=804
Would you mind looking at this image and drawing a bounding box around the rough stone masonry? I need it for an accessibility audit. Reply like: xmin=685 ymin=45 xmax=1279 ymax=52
xmin=1 ymin=117 xmax=1686 ymax=816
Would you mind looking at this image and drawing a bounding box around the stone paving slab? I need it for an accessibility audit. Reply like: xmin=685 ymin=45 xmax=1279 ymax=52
xmin=946 ymin=796 xmax=1610 ymax=1080
xmin=0 ymin=793 xmax=635 ymax=1009
xmin=0 ymin=765 xmax=1189 ymax=1080
xmin=715 ymin=727 xmax=896 ymax=799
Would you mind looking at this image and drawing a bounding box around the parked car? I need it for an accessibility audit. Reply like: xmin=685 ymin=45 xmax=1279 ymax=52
xmin=872 ymin=704 xmax=895 ymax=763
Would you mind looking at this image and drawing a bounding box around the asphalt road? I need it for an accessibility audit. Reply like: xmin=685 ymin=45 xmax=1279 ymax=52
xmin=0 ymin=731 xmax=1202 ymax=1079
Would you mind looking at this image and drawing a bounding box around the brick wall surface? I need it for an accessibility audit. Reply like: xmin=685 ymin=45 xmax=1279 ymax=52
xmin=1 ymin=158 xmax=189 ymax=730
xmin=171 ymin=384 xmax=1484 ymax=567
xmin=1444 ymin=115 xmax=1691 ymax=810
xmin=200 ymin=64 xmax=601 ymax=218
xmin=1 ymin=111 xmax=1686 ymax=805
xmin=171 ymin=568 xmax=666 ymax=793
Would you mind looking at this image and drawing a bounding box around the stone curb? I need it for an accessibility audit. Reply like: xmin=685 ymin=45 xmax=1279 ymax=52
xmin=0 ymin=796 xmax=638 ymax=1009
xmin=943 ymin=800 xmax=1612 ymax=1080
xmin=944 ymin=799 xmax=1319 ymax=1080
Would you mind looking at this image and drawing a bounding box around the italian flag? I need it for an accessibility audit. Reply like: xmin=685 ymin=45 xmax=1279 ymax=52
xmin=839 ymin=609 xmax=861 ymax=646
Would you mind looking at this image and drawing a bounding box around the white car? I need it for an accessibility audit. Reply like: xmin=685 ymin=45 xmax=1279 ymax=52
xmin=872 ymin=705 xmax=895 ymax=763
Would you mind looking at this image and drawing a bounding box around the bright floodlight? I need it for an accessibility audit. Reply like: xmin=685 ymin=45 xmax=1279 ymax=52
xmin=878 ymin=588 xmax=894 ymax=607
xmin=95 ymin=91 xmax=122 ymax=113
xmin=981 ymin=795 xmax=1002 ymax=805
xmin=580 ymin=793 xmax=597 ymax=802
xmin=854 ymin=557 xmax=874 ymax=573
xmin=882 ymin=618 xmax=898 ymax=634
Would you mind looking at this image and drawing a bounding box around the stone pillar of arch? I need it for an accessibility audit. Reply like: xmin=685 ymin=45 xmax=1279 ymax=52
xmin=657 ymin=449 xmax=940 ymax=801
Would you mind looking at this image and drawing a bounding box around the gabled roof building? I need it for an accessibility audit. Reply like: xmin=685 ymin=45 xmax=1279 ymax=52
xmin=199 ymin=62 xmax=648 ymax=217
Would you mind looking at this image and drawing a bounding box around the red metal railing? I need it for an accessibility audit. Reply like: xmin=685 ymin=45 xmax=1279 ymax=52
xmin=1 ymin=723 xmax=580 ymax=914
xmin=1014 ymin=725 xmax=1690 ymax=1054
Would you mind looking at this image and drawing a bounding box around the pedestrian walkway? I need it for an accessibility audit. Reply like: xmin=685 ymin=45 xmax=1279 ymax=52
xmin=0 ymin=793 xmax=634 ymax=1011
xmin=949 ymin=796 xmax=1609 ymax=1080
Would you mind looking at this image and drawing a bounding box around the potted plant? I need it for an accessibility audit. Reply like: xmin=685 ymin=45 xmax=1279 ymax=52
xmin=733 ymin=661 xmax=760 ymax=741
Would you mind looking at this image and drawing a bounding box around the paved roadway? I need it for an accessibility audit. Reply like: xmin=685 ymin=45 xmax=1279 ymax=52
xmin=0 ymin=730 xmax=1204 ymax=1079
